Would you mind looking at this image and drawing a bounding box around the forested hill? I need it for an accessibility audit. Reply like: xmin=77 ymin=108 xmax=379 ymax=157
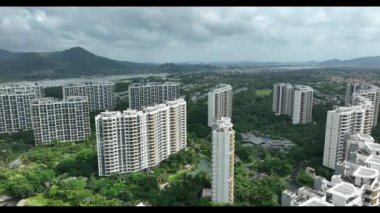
xmin=0 ymin=47 xmax=218 ymax=81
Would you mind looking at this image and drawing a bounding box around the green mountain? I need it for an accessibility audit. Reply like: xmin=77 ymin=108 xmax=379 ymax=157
xmin=319 ymin=56 xmax=380 ymax=67
xmin=156 ymin=63 xmax=218 ymax=73
xmin=0 ymin=49 xmax=14 ymax=61
xmin=0 ymin=47 xmax=220 ymax=81
xmin=0 ymin=47 xmax=157 ymax=80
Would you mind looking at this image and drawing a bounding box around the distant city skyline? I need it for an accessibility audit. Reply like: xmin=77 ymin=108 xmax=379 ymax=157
xmin=1 ymin=7 xmax=380 ymax=63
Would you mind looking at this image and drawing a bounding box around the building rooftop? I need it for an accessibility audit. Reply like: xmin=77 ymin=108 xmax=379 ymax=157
xmin=0 ymin=83 xmax=40 ymax=88
xmin=130 ymin=82 xmax=180 ymax=87
xmin=210 ymin=84 xmax=233 ymax=93
xmin=294 ymin=85 xmax=313 ymax=91
xmin=326 ymin=182 xmax=360 ymax=199
xmin=298 ymin=187 xmax=326 ymax=199
xmin=32 ymin=96 xmax=88 ymax=105
xmin=214 ymin=117 xmax=233 ymax=130
xmin=354 ymin=133 xmax=374 ymax=141
xmin=298 ymin=197 xmax=333 ymax=206
xmin=365 ymin=143 xmax=380 ymax=152
xmin=64 ymin=81 xmax=114 ymax=86
xmin=365 ymin=155 xmax=380 ymax=166
xmin=352 ymin=166 xmax=378 ymax=179
xmin=166 ymin=98 xmax=186 ymax=106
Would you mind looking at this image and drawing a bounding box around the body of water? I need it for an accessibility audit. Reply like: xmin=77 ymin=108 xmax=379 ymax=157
xmin=0 ymin=73 xmax=169 ymax=87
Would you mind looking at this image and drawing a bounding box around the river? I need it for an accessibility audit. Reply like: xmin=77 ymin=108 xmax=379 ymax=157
xmin=0 ymin=73 xmax=169 ymax=87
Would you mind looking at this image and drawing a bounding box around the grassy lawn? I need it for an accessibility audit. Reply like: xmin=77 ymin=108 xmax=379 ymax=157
xmin=188 ymin=158 xmax=211 ymax=177
xmin=168 ymin=169 xmax=188 ymax=183
xmin=26 ymin=193 xmax=71 ymax=206
xmin=256 ymin=89 xmax=272 ymax=97
xmin=25 ymin=194 xmax=50 ymax=206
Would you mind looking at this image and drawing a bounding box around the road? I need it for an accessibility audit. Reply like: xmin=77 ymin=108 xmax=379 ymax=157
xmin=286 ymin=162 xmax=303 ymax=192
xmin=0 ymin=198 xmax=21 ymax=207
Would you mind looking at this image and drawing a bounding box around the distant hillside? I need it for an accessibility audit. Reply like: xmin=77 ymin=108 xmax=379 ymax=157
xmin=319 ymin=56 xmax=380 ymax=67
xmin=0 ymin=47 xmax=221 ymax=81
xmin=0 ymin=49 xmax=14 ymax=61
xmin=0 ymin=47 xmax=159 ymax=80
xmin=155 ymin=63 xmax=218 ymax=73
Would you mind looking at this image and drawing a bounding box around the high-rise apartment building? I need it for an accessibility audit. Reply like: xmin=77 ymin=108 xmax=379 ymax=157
xmin=167 ymin=100 xmax=187 ymax=154
xmin=31 ymin=96 xmax=91 ymax=145
xmin=323 ymin=104 xmax=374 ymax=170
xmin=345 ymin=82 xmax=361 ymax=106
xmin=128 ymin=82 xmax=180 ymax=110
xmin=0 ymin=84 xmax=45 ymax=134
xmin=272 ymin=83 xmax=294 ymax=116
xmin=208 ymin=84 xmax=233 ymax=127
xmin=292 ymin=85 xmax=314 ymax=124
xmin=272 ymin=83 xmax=313 ymax=124
xmin=96 ymin=99 xmax=186 ymax=176
xmin=345 ymin=83 xmax=380 ymax=126
xmin=0 ymin=83 xmax=45 ymax=99
xmin=211 ymin=117 xmax=235 ymax=204
xmin=63 ymin=82 xmax=115 ymax=112
xmin=0 ymin=90 xmax=36 ymax=133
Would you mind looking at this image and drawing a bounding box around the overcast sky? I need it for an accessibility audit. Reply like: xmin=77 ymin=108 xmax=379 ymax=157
xmin=1 ymin=7 xmax=380 ymax=63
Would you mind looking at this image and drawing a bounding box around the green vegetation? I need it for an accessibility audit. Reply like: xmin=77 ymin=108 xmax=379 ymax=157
xmin=235 ymin=163 xmax=287 ymax=206
xmin=0 ymin=97 xmax=212 ymax=206
xmin=115 ymin=81 xmax=130 ymax=92
xmin=2 ymin=69 xmax=366 ymax=206
xmin=296 ymin=170 xmax=314 ymax=188
xmin=44 ymin=86 xmax=63 ymax=99
xmin=232 ymin=87 xmax=332 ymax=178
xmin=255 ymin=89 xmax=271 ymax=97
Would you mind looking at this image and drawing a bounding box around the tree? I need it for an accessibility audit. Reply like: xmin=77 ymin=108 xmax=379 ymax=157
xmin=24 ymin=169 xmax=55 ymax=193
xmin=6 ymin=175 xmax=35 ymax=198
xmin=44 ymin=86 xmax=63 ymax=99
xmin=80 ymin=194 xmax=124 ymax=206
xmin=296 ymin=170 xmax=314 ymax=188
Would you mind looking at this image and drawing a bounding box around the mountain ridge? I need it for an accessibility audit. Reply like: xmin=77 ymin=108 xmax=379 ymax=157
xmin=318 ymin=56 xmax=380 ymax=67
xmin=0 ymin=46 xmax=220 ymax=81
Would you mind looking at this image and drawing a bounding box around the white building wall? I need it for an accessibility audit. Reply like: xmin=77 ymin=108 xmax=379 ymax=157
xmin=292 ymin=90 xmax=302 ymax=124
xmin=273 ymin=83 xmax=313 ymax=124
xmin=96 ymin=99 xmax=187 ymax=176
xmin=63 ymin=82 xmax=115 ymax=112
xmin=212 ymin=117 xmax=234 ymax=204
xmin=208 ymin=84 xmax=233 ymax=127
xmin=323 ymin=104 xmax=374 ymax=169
xmin=0 ymin=86 xmax=44 ymax=134
xmin=128 ymin=82 xmax=180 ymax=110
xmin=31 ymin=96 xmax=91 ymax=145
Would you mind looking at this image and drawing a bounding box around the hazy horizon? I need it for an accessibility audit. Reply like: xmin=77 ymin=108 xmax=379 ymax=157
xmin=1 ymin=7 xmax=380 ymax=63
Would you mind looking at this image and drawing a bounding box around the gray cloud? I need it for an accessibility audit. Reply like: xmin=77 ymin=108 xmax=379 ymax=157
xmin=0 ymin=7 xmax=380 ymax=63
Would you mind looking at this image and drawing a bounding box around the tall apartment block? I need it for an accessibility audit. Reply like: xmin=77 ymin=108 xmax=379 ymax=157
xmin=211 ymin=117 xmax=235 ymax=204
xmin=323 ymin=104 xmax=374 ymax=170
xmin=96 ymin=99 xmax=186 ymax=176
xmin=345 ymin=83 xmax=380 ymax=126
xmin=63 ymin=82 xmax=115 ymax=112
xmin=208 ymin=84 xmax=233 ymax=127
xmin=31 ymin=96 xmax=91 ymax=145
xmin=272 ymin=83 xmax=313 ymax=124
xmin=0 ymin=90 xmax=36 ymax=133
xmin=0 ymin=83 xmax=45 ymax=99
xmin=272 ymin=83 xmax=294 ymax=116
xmin=292 ymin=85 xmax=314 ymax=124
xmin=283 ymin=133 xmax=380 ymax=207
xmin=128 ymin=82 xmax=180 ymax=110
